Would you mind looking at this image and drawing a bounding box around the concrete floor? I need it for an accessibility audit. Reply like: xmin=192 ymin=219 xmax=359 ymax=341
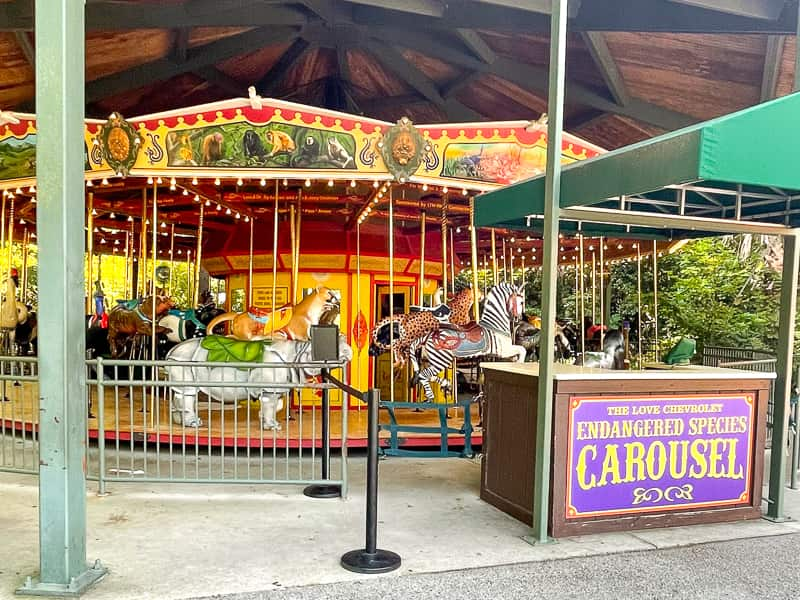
xmin=2 ymin=454 xmax=800 ymax=600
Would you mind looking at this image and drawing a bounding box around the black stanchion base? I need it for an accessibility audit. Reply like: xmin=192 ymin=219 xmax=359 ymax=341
xmin=303 ymin=483 xmax=341 ymax=499
xmin=340 ymin=549 xmax=402 ymax=574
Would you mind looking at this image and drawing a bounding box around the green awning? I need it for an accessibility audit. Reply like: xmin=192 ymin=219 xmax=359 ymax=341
xmin=475 ymin=92 xmax=800 ymax=232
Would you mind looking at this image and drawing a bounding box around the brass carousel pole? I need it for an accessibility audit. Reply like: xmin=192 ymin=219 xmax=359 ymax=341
xmin=150 ymin=182 xmax=158 ymax=360
xmin=186 ymin=249 xmax=192 ymax=305
xmin=86 ymin=192 xmax=93 ymax=313
xmin=248 ymin=217 xmax=254 ymax=308
xmin=193 ymin=202 xmax=204 ymax=307
xmin=574 ymin=256 xmax=578 ymax=323
xmin=579 ymin=233 xmax=585 ymax=358
xmin=271 ymin=181 xmax=278 ymax=335
xmin=490 ymin=228 xmax=497 ymax=286
xmin=295 ymin=188 xmax=302 ymax=302
xmin=168 ymin=223 xmax=175 ymax=296
xmin=140 ymin=188 xmax=147 ymax=298
xmin=469 ymin=198 xmax=480 ymax=322
xmin=290 ymin=203 xmax=297 ymax=304
xmin=124 ymin=229 xmax=131 ymax=299
xmin=21 ymin=228 xmax=29 ymax=302
xmin=441 ymin=193 xmax=448 ymax=297
xmin=389 ymin=186 xmax=395 ymax=403
xmin=599 ymin=237 xmax=605 ymax=348
xmin=449 ymin=227 xmax=455 ymax=295
xmin=653 ymin=240 xmax=659 ymax=362
xmin=591 ymin=250 xmax=596 ymax=324
xmin=637 ymin=243 xmax=643 ymax=368
xmin=502 ymin=237 xmax=507 ymax=283
xmin=419 ymin=209 xmax=426 ymax=305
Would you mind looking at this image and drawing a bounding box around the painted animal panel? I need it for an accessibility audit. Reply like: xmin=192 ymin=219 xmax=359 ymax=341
xmin=0 ymin=135 xmax=37 ymax=180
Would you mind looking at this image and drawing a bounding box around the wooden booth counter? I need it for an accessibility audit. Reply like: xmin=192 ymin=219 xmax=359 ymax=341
xmin=479 ymin=362 xmax=773 ymax=537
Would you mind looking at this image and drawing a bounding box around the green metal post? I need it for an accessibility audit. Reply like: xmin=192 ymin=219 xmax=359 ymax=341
xmin=527 ymin=0 xmax=568 ymax=545
xmin=18 ymin=1 xmax=107 ymax=595
xmin=765 ymin=1 xmax=800 ymax=521
xmin=766 ymin=233 xmax=800 ymax=521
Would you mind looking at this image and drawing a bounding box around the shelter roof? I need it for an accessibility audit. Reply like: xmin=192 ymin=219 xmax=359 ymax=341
xmin=475 ymin=91 xmax=800 ymax=238
xmin=1 ymin=1 xmax=799 ymax=150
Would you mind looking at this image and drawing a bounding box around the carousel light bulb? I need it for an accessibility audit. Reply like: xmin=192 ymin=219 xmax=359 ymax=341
xmin=205 ymin=199 xmax=211 ymax=206
xmin=18 ymin=218 xmax=23 ymax=225
xmin=526 ymin=235 xmax=531 ymax=241
xmin=442 ymin=187 xmax=449 ymax=194
xmin=30 ymin=196 xmax=35 ymax=203
xmin=235 ymin=212 xmax=240 ymax=219
xmin=161 ymin=221 xmax=166 ymax=228
xmin=373 ymin=181 xmax=379 ymax=189
xmin=216 ymin=204 xmax=222 ymax=211
xmin=28 ymin=185 xmax=35 ymax=193
xmin=100 ymin=238 xmax=106 ymax=244
xmin=86 ymin=180 xmax=93 ymax=187
xmin=510 ymin=237 xmax=515 ymax=243
xmin=282 ymin=178 xmax=288 ymax=186
xmin=170 ymin=177 xmax=176 ymax=186
xmin=517 ymin=248 xmax=522 ymax=253
xmin=30 ymin=233 xmax=35 ymax=239
xmin=373 ymin=198 xmax=379 ymax=204
xmin=194 ymin=194 xmax=200 ymax=202
xmin=162 ymin=231 xmax=167 ymax=237
xmin=559 ymin=246 xmax=564 ymax=251
xmin=456 ymin=227 xmax=461 ymax=234
xmin=91 ymin=209 xmax=98 ymax=216
xmin=632 ymin=243 xmax=638 ymax=249
xmin=127 ymin=215 xmax=133 ymax=222
xmin=225 ymin=207 xmax=231 ymax=215
xmin=305 ymin=179 xmax=311 ymax=187
xmin=589 ymin=245 xmax=594 ymax=251
xmin=191 ymin=177 xmax=198 ymax=185
xmin=147 ymin=177 xmax=154 ymax=184
xmin=236 ymin=178 xmax=243 ymax=186
xmin=214 ymin=178 xmax=220 ymax=186
xmin=182 ymin=189 xmax=189 ymax=196
xmin=377 ymin=192 xmax=383 ymax=199
xmin=617 ymin=243 xmax=623 ymax=250
xmin=422 ymin=184 xmax=428 ymax=192
xmin=114 ymin=239 xmax=120 ymax=245
xmin=462 ymin=189 xmax=468 ymax=196
xmin=109 ymin=212 xmax=116 ymax=219
xmin=156 ymin=177 xmax=163 ymax=185
xmin=260 ymin=179 xmax=266 ymax=186
xmin=328 ymin=179 xmax=334 ymax=187
xmin=170 ymin=183 xmax=176 ymax=191
xmin=350 ymin=180 xmax=356 ymax=188
xmin=177 ymin=249 xmax=182 ymax=255
xmin=604 ymin=244 xmax=608 ymax=250
xmin=145 ymin=219 xmax=150 ymax=225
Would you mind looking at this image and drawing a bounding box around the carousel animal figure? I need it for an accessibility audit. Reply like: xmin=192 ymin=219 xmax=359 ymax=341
xmin=574 ymin=329 xmax=626 ymax=370
xmin=14 ymin=308 xmax=36 ymax=356
xmin=206 ymin=287 xmax=340 ymax=342
xmin=0 ymin=269 xmax=28 ymax=355
xmin=513 ymin=320 xmax=573 ymax=362
xmin=165 ymin=334 xmax=353 ymax=429
xmin=410 ymin=282 xmax=527 ymax=400
xmin=158 ymin=299 xmax=226 ymax=344
xmin=369 ymin=287 xmax=477 ymax=367
xmin=106 ymin=294 xmax=175 ymax=358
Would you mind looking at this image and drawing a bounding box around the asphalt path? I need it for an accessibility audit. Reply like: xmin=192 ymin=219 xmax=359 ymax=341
xmin=196 ymin=533 xmax=800 ymax=600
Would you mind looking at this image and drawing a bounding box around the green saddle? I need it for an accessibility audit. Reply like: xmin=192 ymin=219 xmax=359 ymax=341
xmin=201 ymin=335 xmax=271 ymax=364
xmin=116 ymin=298 xmax=140 ymax=310
xmin=663 ymin=337 xmax=696 ymax=365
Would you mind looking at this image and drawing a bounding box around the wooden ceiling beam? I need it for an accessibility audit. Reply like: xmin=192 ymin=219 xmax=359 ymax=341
xmin=256 ymin=38 xmax=311 ymax=97
xmin=14 ymin=31 xmax=34 ymax=65
xmin=345 ymin=0 xmax=444 ymax=18
xmin=581 ymin=31 xmax=630 ymax=106
xmin=85 ymin=27 xmax=300 ymax=104
xmin=456 ymin=29 xmax=496 ymax=64
xmin=363 ymin=38 xmax=483 ymax=122
xmin=760 ymin=35 xmax=785 ymax=101
xmin=470 ymin=0 xmax=582 ymax=17
xmin=193 ymin=67 xmax=247 ymax=98
xmin=171 ymin=28 xmax=191 ymax=64
xmin=0 ymin=0 xmax=308 ymax=30
xmin=665 ymin=0 xmax=786 ymax=20
xmin=565 ymin=109 xmax=607 ymax=130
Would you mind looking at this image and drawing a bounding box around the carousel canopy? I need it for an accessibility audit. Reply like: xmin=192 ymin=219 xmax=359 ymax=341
xmin=474 ymin=92 xmax=800 ymax=238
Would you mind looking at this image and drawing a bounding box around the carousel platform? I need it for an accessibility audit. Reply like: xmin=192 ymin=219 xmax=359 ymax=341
xmin=0 ymin=380 xmax=481 ymax=452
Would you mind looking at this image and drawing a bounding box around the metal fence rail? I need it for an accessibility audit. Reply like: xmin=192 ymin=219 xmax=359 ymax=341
xmin=1 ymin=355 xmax=350 ymax=495
xmin=703 ymin=346 xmax=777 ymax=445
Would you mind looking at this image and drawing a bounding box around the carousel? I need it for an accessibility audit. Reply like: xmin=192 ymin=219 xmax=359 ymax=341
xmin=0 ymin=91 xmax=676 ymax=452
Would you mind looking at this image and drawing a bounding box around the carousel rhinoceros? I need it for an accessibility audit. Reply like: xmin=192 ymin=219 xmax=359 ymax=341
xmin=164 ymin=334 xmax=353 ymax=429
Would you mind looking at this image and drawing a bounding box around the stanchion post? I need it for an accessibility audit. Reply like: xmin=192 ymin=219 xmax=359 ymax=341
xmin=304 ymin=367 xmax=341 ymax=499
xmin=341 ymin=388 xmax=401 ymax=574
xmin=791 ymin=365 xmax=800 ymax=490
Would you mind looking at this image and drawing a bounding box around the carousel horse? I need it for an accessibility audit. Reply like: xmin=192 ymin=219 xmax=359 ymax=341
xmin=206 ymin=287 xmax=339 ymax=342
xmin=513 ymin=320 xmax=573 ymax=362
xmin=106 ymin=294 xmax=175 ymax=358
xmin=573 ymin=329 xmax=626 ymax=370
xmin=410 ymin=282 xmax=527 ymax=400
xmin=369 ymin=287 xmax=477 ymax=366
xmin=158 ymin=300 xmax=226 ymax=344
xmin=0 ymin=271 xmax=28 ymax=355
xmin=14 ymin=308 xmax=36 ymax=356
xmin=165 ymin=334 xmax=354 ymax=429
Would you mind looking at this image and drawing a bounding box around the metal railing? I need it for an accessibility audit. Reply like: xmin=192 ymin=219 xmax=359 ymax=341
xmin=1 ymin=355 xmax=350 ymax=495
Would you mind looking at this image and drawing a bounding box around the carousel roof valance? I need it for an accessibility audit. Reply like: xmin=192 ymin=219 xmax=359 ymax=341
xmin=0 ymin=94 xmax=603 ymax=192
xmin=475 ymin=92 xmax=800 ymax=237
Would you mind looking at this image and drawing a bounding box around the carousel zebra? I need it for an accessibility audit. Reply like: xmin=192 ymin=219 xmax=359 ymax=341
xmin=409 ymin=282 xmax=527 ymax=400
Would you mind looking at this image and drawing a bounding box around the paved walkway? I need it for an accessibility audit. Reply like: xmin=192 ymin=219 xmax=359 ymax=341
xmin=2 ymin=454 xmax=800 ymax=600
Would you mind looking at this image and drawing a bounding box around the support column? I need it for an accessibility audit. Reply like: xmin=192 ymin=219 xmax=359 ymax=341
xmin=528 ymin=0 xmax=568 ymax=545
xmin=20 ymin=0 xmax=107 ymax=595
xmin=766 ymin=233 xmax=800 ymax=521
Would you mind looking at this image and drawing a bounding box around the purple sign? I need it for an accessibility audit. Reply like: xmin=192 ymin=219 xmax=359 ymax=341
xmin=567 ymin=394 xmax=754 ymax=519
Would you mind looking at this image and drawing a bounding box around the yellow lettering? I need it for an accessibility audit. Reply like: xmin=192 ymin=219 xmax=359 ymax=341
xmin=599 ymin=444 xmax=622 ymax=486
xmin=708 ymin=438 xmax=725 ymax=477
xmin=668 ymin=440 xmax=689 ymax=479
xmin=646 ymin=441 xmax=667 ymax=481
xmin=624 ymin=442 xmax=646 ymax=482
xmin=726 ymin=439 xmax=744 ymax=480
xmin=689 ymin=439 xmax=708 ymax=478
xmin=576 ymin=445 xmax=597 ymax=490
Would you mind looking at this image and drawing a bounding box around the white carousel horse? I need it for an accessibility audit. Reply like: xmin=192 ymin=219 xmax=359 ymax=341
xmin=164 ymin=334 xmax=353 ymax=429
